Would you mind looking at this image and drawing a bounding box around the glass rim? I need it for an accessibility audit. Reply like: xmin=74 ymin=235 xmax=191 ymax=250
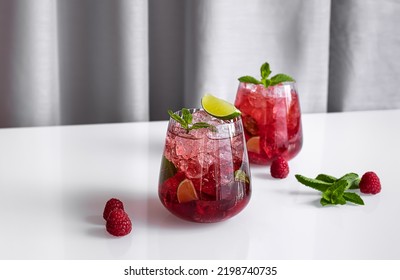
xmin=168 ymin=108 xmax=244 ymax=139
xmin=238 ymin=81 xmax=296 ymax=87
xmin=170 ymin=108 xmax=242 ymax=123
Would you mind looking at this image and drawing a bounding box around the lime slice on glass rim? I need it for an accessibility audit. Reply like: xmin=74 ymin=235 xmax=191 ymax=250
xmin=201 ymin=93 xmax=241 ymax=120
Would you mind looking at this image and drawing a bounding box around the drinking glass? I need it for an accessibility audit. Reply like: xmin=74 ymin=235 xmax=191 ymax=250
xmin=158 ymin=109 xmax=251 ymax=223
xmin=234 ymin=81 xmax=303 ymax=165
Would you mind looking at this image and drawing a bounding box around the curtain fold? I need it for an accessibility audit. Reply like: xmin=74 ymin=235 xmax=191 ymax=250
xmin=183 ymin=0 xmax=331 ymax=114
xmin=0 ymin=0 xmax=149 ymax=128
xmin=328 ymin=0 xmax=400 ymax=112
xmin=0 ymin=0 xmax=399 ymax=128
xmin=57 ymin=0 xmax=149 ymax=125
xmin=0 ymin=0 xmax=60 ymax=127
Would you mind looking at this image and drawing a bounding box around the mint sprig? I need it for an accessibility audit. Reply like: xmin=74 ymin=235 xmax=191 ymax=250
xmin=238 ymin=62 xmax=295 ymax=88
xmin=295 ymin=173 xmax=364 ymax=206
xmin=168 ymin=108 xmax=216 ymax=133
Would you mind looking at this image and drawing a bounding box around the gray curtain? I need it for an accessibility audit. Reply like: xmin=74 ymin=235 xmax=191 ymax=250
xmin=0 ymin=0 xmax=399 ymax=128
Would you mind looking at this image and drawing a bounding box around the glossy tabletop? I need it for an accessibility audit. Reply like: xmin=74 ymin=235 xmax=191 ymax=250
xmin=0 ymin=109 xmax=399 ymax=260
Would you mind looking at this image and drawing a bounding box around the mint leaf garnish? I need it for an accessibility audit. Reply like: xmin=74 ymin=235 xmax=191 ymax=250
xmin=269 ymin=74 xmax=295 ymax=86
xmin=168 ymin=109 xmax=216 ymax=133
xmin=238 ymin=61 xmax=296 ymax=88
xmin=260 ymin=62 xmax=271 ymax=81
xmin=263 ymin=79 xmax=271 ymax=88
xmin=168 ymin=110 xmax=187 ymax=128
xmin=181 ymin=108 xmax=192 ymax=124
xmin=191 ymin=122 xmax=217 ymax=132
xmin=238 ymin=76 xmax=262 ymax=85
xmin=295 ymin=172 xmax=365 ymax=207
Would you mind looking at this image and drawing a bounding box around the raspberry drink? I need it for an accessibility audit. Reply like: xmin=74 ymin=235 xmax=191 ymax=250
xmin=234 ymin=81 xmax=303 ymax=165
xmin=158 ymin=109 xmax=251 ymax=223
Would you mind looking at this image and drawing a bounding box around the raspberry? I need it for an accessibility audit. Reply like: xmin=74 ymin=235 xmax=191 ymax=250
xmin=106 ymin=209 xmax=132 ymax=236
xmin=103 ymin=198 xmax=124 ymax=220
xmin=359 ymin=171 xmax=381 ymax=194
xmin=270 ymin=156 xmax=289 ymax=179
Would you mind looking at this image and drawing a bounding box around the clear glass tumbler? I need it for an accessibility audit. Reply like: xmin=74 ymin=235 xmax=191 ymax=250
xmin=158 ymin=109 xmax=251 ymax=223
xmin=234 ymin=81 xmax=303 ymax=165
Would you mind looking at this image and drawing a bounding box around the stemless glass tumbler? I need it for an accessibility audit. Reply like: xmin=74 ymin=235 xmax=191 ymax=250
xmin=234 ymin=81 xmax=303 ymax=165
xmin=158 ymin=109 xmax=251 ymax=223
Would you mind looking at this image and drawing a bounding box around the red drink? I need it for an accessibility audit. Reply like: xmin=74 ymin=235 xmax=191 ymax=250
xmin=234 ymin=82 xmax=303 ymax=165
xmin=158 ymin=109 xmax=251 ymax=223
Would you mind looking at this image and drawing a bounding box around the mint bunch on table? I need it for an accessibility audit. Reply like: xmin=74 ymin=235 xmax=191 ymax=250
xmin=238 ymin=62 xmax=295 ymax=87
xmin=295 ymin=173 xmax=365 ymax=206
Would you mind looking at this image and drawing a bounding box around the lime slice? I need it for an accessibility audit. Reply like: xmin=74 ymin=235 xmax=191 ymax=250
xmin=177 ymin=179 xmax=198 ymax=203
xmin=201 ymin=93 xmax=241 ymax=120
xmin=234 ymin=170 xmax=250 ymax=184
xmin=246 ymin=136 xmax=261 ymax=154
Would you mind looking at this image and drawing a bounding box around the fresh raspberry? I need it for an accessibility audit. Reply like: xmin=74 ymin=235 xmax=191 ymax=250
xmin=359 ymin=171 xmax=381 ymax=194
xmin=103 ymin=198 xmax=124 ymax=220
xmin=106 ymin=209 xmax=132 ymax=236
xmin=270 ymin=156 xmax=289 ymax=179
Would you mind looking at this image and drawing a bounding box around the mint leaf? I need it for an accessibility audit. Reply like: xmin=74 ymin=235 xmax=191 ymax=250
xmin=182 ymin=108 xmax=192 ymax=125
xmin=322 ymin=179 xmax=348 ymax=205
xmin=322 ymin=189 xmax=331 ymax=202
xmin=295 ymin=174 xmax=332 ymax=192
xmin=262 ymin=79 xmax=271 ymax=88
xmin=296 ymin=172 xmax=366 ymax=207
xmin=343 ymin=192 xmax=364 ymax=205
xmin=338 ymin=172 xmax=358 ymax=182
xmin=320 ymin=197 xmax=330 ymax=206
xmin=238 ymin=76 xmax=262 ymax=85
xmin=239 ymin=62 xmax=295 ymax=87
xmin=260 ymin=62 xmax=271 ymax=80
xmin=190 ymin=122 xmax=217 ymax=132
xmin=336 ymin=196 xmax=347 ymax=205
xmin=159 ymin=156 xmax=177 ymax=181
xmin=315 ymin=174 xmax=337 ymax=183
xmin=348 ymin=179 xmax=360 ymax=190
xmin=319 ymin=197 xmax=332 ymax=206
xmin=332 ymin=180 xmax=347 ymax=201
xmin=168 ymin=110 xmax=187 ymax=129
xmin=316 ymin=173 xmax=359 ymax=203
xmin=338 ymin=173 xmax=360 ymax=190
xmin=168 ymin=109 xmax=216 ymax=133
xmin=269 ymin=74 xmax=295 ymax=86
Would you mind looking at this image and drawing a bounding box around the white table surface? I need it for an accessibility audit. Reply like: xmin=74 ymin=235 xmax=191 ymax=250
xmin=0 ymin=109 xmax=399 ymax=260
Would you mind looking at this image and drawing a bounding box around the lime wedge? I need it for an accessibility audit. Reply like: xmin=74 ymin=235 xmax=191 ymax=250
xmin=234 ymin=170 xmax=250 ymax=184
xmin=177 ymin=179 xmax=198 ymax=203
xmin=246 ymin=136 xmax=261 ymax=154
xmin=201 ymin=93 xmax=241 ymax=120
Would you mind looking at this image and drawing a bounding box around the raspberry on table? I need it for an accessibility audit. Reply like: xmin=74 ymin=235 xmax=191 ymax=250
xmin=270 ymin=156 xmax=289 ymax=179
xmin=359 ymin=171 xmax=381 ymax=194
xmin=106 ymin=208 xmax=132 ymax=237
xmin=103 ymin=198 xmax=124 ymax=220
